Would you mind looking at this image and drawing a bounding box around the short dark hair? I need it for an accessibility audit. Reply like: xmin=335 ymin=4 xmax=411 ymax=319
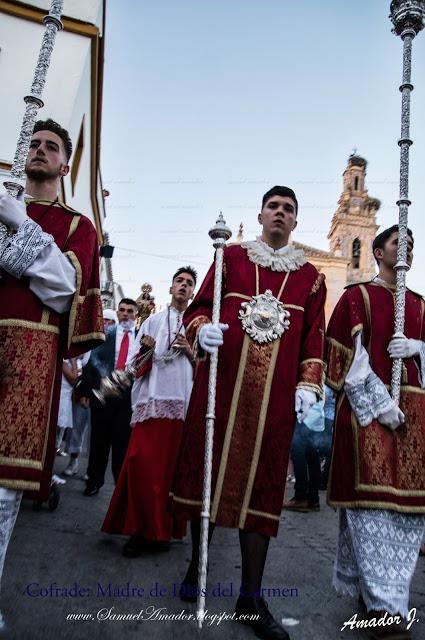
xmin=118 ymin=298 xmax=138 ymax=308
xmin=33 ymin=119 xmax=73 ymax=162
xmin=372 ymin=225 xmax=414 ymax=265
xmin=261 ymin=186 xmax=298 ymax=215
xmin=172 ymin=266 xmax=197 ymax=287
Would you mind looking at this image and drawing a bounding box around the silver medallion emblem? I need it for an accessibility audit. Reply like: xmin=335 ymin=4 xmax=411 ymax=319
xmin=239 ymin=289 xmax=290 ymax=343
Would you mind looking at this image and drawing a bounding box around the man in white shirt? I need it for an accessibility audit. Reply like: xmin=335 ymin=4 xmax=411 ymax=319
xmin=102 ymin=267 xmax=197 ymax=556
xmin=81 ymin=298 xmax=138 ymax=496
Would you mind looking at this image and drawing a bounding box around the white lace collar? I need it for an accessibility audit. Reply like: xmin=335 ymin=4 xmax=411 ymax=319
xmin=241 ymin=236 xmax=306 ymax=272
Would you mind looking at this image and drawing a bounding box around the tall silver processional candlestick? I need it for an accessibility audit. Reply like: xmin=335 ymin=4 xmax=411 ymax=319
xmin=196 ymin=212 xmax=232 ymax=629
xmin=0 ymin=0 xmax=64 ymax=244
xmin=389 ymin=0 xmax=424 ymax=403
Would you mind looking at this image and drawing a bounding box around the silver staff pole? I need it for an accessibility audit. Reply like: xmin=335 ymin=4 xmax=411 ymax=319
xmin=1 ymin=0 xmax=64 ymax=238
xmin=196 ymin=212 xmax=232 ymax=629
xmin=388 ymin=1 xmax=424 ymax=403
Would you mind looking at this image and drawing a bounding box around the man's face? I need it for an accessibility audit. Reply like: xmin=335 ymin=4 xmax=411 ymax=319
xmin=258 ymin=195 xmax=297 ymax=241
xmin=25 ymin=130 xmax=69 ymax=181
xmin=103 ymin=318 xmax=116 ymax=328
xmin=170 ymin=272 xmax=195 ymax=305
xmin=117 ymin=303 xmax=137 ymax=324
xmin=376 ymin=231 xmax=414 ymax=270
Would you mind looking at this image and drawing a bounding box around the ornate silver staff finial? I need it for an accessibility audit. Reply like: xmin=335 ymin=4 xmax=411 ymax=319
xmin=208 ymin=211 xmax=232 ymax=245
xmin=388 ymin=0 xmax=425 ymax=403
xmin=390 ymin=0 xmax=425 ymax=35
xmin=1 ymin=0 xmax=64 ymax=241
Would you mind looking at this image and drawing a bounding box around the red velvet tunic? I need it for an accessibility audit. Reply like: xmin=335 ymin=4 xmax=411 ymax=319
xmin=326 ymin=280 xmax=425 ymax=512
xmin=171 ymin=244 xmax=326 ymax=537
xmin=0 ymin=200 xmax=104 ymax=499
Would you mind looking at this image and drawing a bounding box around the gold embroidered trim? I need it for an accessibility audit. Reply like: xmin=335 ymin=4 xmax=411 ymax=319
xmin=0 ymin=319 xmax=59 ymax=334
xmin=211 ymin=335 xmax=250 ymax=521
xmin=239 ymin=340 xmax=280 ymax=528
xmin=224 ymin=293 xmax=252 ymax=301
xmin=327 ymin=500 xmax=425 ymax=513
xmin=359 ymin=285 xmax=372 ymax=352
xmin=0 ymin=457 xmax=42 ymax=470
xmin=0 ymin=479 xmax=40 ymax=491
xmin=283 ymin=304 xmax=304 ymax=312
xmin=224 ymin=291 xmax=305 ymax=314
xmin=65 ymin=214 xmax=80 ymax=243
xmin=64 ymin=250 xmax=83 ymax=348
xmin=277 ymin=272 xmax=290 ymax=300
xmin=300 ymin=358 xmax=325 ymax=366
xmin=246 ymin=508 xmax=280 ymax=522
xmin=171 ymin=495 xmax=202 ymax=506
xmin=41 ymin=308 xmax=50 ymax=325
xmin=296 ymin=382 xmax=322 ymax=395
xmin=224 ymin=293 xmax=304 ymax=313
xmin=71 ymin=332 xmax=105 ymax=344
xmin=351 ymin=323 xmax=363 ymax=338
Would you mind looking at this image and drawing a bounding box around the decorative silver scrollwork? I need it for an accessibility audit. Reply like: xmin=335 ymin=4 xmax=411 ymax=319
xmin=239 ymin=289 xmax=290 ymax=343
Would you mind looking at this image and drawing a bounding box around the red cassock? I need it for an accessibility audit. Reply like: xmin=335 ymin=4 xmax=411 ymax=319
xmin=326 ymin=280 xmax=425 ymax=512
xmin=171 ymin=244 xmax=326 ymax=537
xmin=102 ymin=418 xmax=187 ymax=541
xmin=0 ymin=200 xmax=104 ymax=500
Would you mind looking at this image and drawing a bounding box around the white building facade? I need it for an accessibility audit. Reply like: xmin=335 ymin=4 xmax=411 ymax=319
xmin=0 ymin=0 xmax=120 ymax=306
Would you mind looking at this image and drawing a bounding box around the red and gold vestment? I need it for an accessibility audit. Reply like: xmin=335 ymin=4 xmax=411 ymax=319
xmin=326 ymin=280 xmax=425 ymax=512
xmin=0 ymin=201 xmax=104 ymax=498
xmin=171 ymin=243 xmax=326 ymax=536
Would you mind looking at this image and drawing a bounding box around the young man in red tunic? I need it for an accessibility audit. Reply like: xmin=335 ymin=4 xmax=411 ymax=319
xmin=171 ymin=187 xmax=326 ymax=640
xmin=0 ymin=119 xmax=104 ymax=627
xmin=326 ymin=226 xmax=425 ymax=639
xmin=102 ymin=267 xmax=197 ymax=556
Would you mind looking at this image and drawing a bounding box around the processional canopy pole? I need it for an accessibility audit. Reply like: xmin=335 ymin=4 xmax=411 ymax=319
xmin=388 ymin=0 xmax=424 ymax=404
xmin=196 ymin=212 xmax=232 ymax=629
xmin=0 ymin=0 xmax=64 ymax=242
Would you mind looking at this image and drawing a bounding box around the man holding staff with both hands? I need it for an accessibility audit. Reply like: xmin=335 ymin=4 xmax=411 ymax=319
xmin=171 ymin=186 xmax=327 ymax=640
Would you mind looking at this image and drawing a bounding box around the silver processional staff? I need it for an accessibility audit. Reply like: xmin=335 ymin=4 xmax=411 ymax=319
xmin=196 ymin=212 xmax=232 ymax=628
xmin=1 ymin=0 xmax=64 ymax=242
xmin=388 ymin=0 xmax=424 ymax=403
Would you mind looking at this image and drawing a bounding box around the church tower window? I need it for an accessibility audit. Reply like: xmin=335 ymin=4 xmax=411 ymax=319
xmin=351 ymin=238 xmax=361 ymax=269
xmin=354 ymin=176 xmax=359 ymax=190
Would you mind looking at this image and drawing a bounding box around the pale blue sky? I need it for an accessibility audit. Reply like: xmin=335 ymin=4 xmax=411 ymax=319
xmin=101 ymin=0 xmax=425 ymax=308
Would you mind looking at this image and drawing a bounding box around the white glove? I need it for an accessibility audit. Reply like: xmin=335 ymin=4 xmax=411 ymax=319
xmin=199 ymin=323 xmax=229 ymax=354
xmin=0 ymin=192 xmax=28 ymax=230
xmin=377 ymin=404 xmax=405 ymax=431
xmin=388 ymin=332 xmax=422 ymax=359
xmin=295 ymin=388 xmax=317 ymax=423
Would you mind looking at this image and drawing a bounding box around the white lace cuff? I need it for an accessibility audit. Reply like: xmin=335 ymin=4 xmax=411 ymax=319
xmin=345 ymin=371 xmax=395 ymax=427
xmin=0 ymin=219 xmax=54 ymax=278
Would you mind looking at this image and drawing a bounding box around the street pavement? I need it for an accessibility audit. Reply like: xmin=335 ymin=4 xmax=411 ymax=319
xmin=2 ymin=456 xmax=424 ymax=640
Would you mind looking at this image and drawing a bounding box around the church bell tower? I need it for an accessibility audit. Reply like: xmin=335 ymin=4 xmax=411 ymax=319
xmin=328 ymin=154 xmax=380 ymax=284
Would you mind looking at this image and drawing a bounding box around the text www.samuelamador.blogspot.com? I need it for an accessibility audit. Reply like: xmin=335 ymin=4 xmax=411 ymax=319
xmin=66 ymin=607 xmax=259 ymax=625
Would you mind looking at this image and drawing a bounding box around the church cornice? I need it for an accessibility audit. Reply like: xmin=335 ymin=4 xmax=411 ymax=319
xmin=292 ymin=241 xmax=348 ymax=262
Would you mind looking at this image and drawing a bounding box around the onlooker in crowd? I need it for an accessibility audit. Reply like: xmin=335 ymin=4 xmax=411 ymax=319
xmin=80 ymin=299 xmax=138 ymax=496
xmin=63 ymin=352 xmax=92 ymax=477
xmin=56 ymin=359 xmax=78 ymax=455
xmin=102 ymin=308 xmax=117 ymax=330
xmin=283 ymin=398 xmax=324 ymax=512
